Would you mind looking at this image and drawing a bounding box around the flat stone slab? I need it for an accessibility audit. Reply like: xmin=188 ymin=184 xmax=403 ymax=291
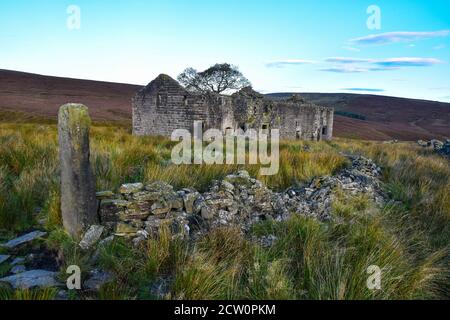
xmin=96 ymin=191 xmax=115 ymax=199
xmin=0 ymin=270 xmax=60 ymax=289
xmin=119 ymin=183 xmax=144 ymax=195
xmin=79 ymin=225 xmax=104 ymax=250
xmin=0 ymin=254 xmax=10 ymax=264
xmin=11 ymin=265 xmax=26 ymax=274
xmin=11 ymin=257 xmax=25 ymax=266
xmin=84 ymin=269 xmax=114 ymax=291
xmin=1 ymin=231 xmax=47 ymax=249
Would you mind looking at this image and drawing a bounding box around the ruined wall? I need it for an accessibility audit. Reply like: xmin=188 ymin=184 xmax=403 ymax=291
xmin=275 ymin=103 xmax=334 ymax=141
xmin=132 ymin=74 xmax=190 ymax=136
xmin=132 ymin=74 xmax=234 ymax=137
xmin=230 ymin=88 xmax=333 ymax=141
xmin=133 ymin=74 xmax=334 ymax=141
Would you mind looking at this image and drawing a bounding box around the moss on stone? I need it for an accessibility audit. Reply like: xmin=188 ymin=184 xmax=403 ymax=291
xmin=63 ymin=104 xmax=91 ymax=132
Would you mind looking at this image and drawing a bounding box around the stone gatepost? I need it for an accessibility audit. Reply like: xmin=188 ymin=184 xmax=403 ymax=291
xmin=58 ymin=104 xmax=98 ymax=238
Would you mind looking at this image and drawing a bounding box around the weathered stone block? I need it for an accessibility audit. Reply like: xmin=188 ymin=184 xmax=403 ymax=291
xmin=58 ymin=104 xmax=98 ymax=238
xmin=115 ymin=223 xmax=139 ymax=235
xmin=119 ymin=183 xmax=144 ymax=195
xmin=118 ymin=202 xmax=152 ymax=221
xmin=79 ymin=225 xmax=105 ymax=250
xmin=145 ymin=181 xmax=174 ymax=193
xmin=96 ymin=191 xmax=115 ymax=199
xmin=183 ymin=191 xmax=201 ymax=214
xmin=201 ymin=206 xmax=214 ymax=220
xmin=99 ymin=199 xmax=129 ymax=221
xmin=165 ymin=193 xmax=184 ymax=210
xmin=0 ymin=255 xmax=10 ymax=265
xmin=151 ymin=200 xmax=172 ymax=215
xmin=0 ymin=270 xmax=60 ymax=289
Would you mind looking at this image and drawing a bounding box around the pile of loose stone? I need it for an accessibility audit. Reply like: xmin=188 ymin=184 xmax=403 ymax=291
xmin=96 ymin=155 xmax=385 ymax=244
xmin=282 ymin=155 xmax=385 ymax=221
xmin=418 ymin=139 xmax=450 ymax=158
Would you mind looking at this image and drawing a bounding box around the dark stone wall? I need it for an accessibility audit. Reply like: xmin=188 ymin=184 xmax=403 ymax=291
xmin=132 ymin=75 xmax=234 ymax=137
xmin=132 ymin=75 xmax=334 ymax=141
xmin=132 ymin=74 xmax=194 ymax=136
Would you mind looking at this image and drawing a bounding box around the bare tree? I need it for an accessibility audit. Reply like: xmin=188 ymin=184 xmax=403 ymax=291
xmin=178 ymin=63 xmax=251 ymax=94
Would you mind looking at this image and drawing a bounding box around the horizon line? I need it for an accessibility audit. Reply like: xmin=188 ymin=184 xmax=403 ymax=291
xmin=1 ymin=67 xmax=449 ymax=104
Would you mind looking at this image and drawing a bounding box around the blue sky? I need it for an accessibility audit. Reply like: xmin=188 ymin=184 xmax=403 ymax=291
xmin=1 ymin=0 xmax=450 ymax=102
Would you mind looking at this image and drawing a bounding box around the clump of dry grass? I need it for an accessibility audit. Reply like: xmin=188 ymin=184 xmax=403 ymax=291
xmin=172 ymin=228 xmax=251 ymax=300
xmin=0 ymin=124 xmax=58 ymax=230
xmin=0 ymin=287 xmax=58 ymax=300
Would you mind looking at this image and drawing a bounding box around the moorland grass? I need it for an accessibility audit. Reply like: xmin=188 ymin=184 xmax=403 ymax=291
xmin=0 ymin=123 xmax=448 ymax=299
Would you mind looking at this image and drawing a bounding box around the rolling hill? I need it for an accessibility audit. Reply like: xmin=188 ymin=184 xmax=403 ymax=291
xmin=0 ymin=69 xmax=140 ymax=123
xmin=1 ymin=69 xmax=449 ymax=140
xmin=268 ymin=93 xmax=450 ymax=141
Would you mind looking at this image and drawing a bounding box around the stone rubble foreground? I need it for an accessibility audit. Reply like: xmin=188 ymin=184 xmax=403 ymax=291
xmin=98 ymin=155 xmax=386 ymax=243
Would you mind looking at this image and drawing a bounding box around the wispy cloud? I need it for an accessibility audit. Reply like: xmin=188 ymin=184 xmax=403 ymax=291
xmin=325 ymin=57 xmax=443 ymax=68
xmin=320 ymin=66 xmax=395 ymax=73
xmin=369 ymin=67 xmax=399 ymax=72
xmin=266 ymin=56 xmax=444 ymax=73
xmin=266 ymin=59 xmax=317 ymax=68
xmin=342 ymin=88 xmax=385 ymax=92
xmin=319 ymin=66 xmax=369 ymax=73
xmin=374 ymin=57 xmax=443 ymax=67
xmin=319 ymin=57 xmax=443 ymax=73
xmin=326 ymin=57 xmax=373 ymax=64
xmin=350 ymin=30 xmax=450 ymax=45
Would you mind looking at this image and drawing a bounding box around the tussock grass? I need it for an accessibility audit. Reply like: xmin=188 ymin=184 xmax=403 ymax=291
xmin=0 ymin=287 xmax=58 ymax=300
xmin=0 ymin=123 xmax=448 ymax=299
xmin=173 ymin=228 xmax=252 ymax=300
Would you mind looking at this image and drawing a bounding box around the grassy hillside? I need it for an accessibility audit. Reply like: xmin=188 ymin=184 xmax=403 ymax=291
xmin=0 ymin=69 xmax=140 ymax=122
xmin=0 ymin=122 xmax=448 ymax=300
xmin=1 ymin=69 xmax=450 ymax=141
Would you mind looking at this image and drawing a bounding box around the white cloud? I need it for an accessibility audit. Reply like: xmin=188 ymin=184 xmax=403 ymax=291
xmin=374 ymin=57 xmax=443 ymax=67
xmin=319 ymin=66 xmax=369 ymax=73
xmin=325 ymin=57 xmax=374 ymax=64
xmin=350 ymin=30 xmax=450 ymax=45
xmin=266 ymin=56 xmax=444 ymax=73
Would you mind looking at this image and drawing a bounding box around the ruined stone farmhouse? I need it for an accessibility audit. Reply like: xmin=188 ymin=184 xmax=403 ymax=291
xmin=132 ymin=74 xmax=334 ymax=141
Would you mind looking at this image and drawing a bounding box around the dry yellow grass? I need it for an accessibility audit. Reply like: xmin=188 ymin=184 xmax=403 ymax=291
xmin=0 ymin=123 xmax=448 ymax=299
